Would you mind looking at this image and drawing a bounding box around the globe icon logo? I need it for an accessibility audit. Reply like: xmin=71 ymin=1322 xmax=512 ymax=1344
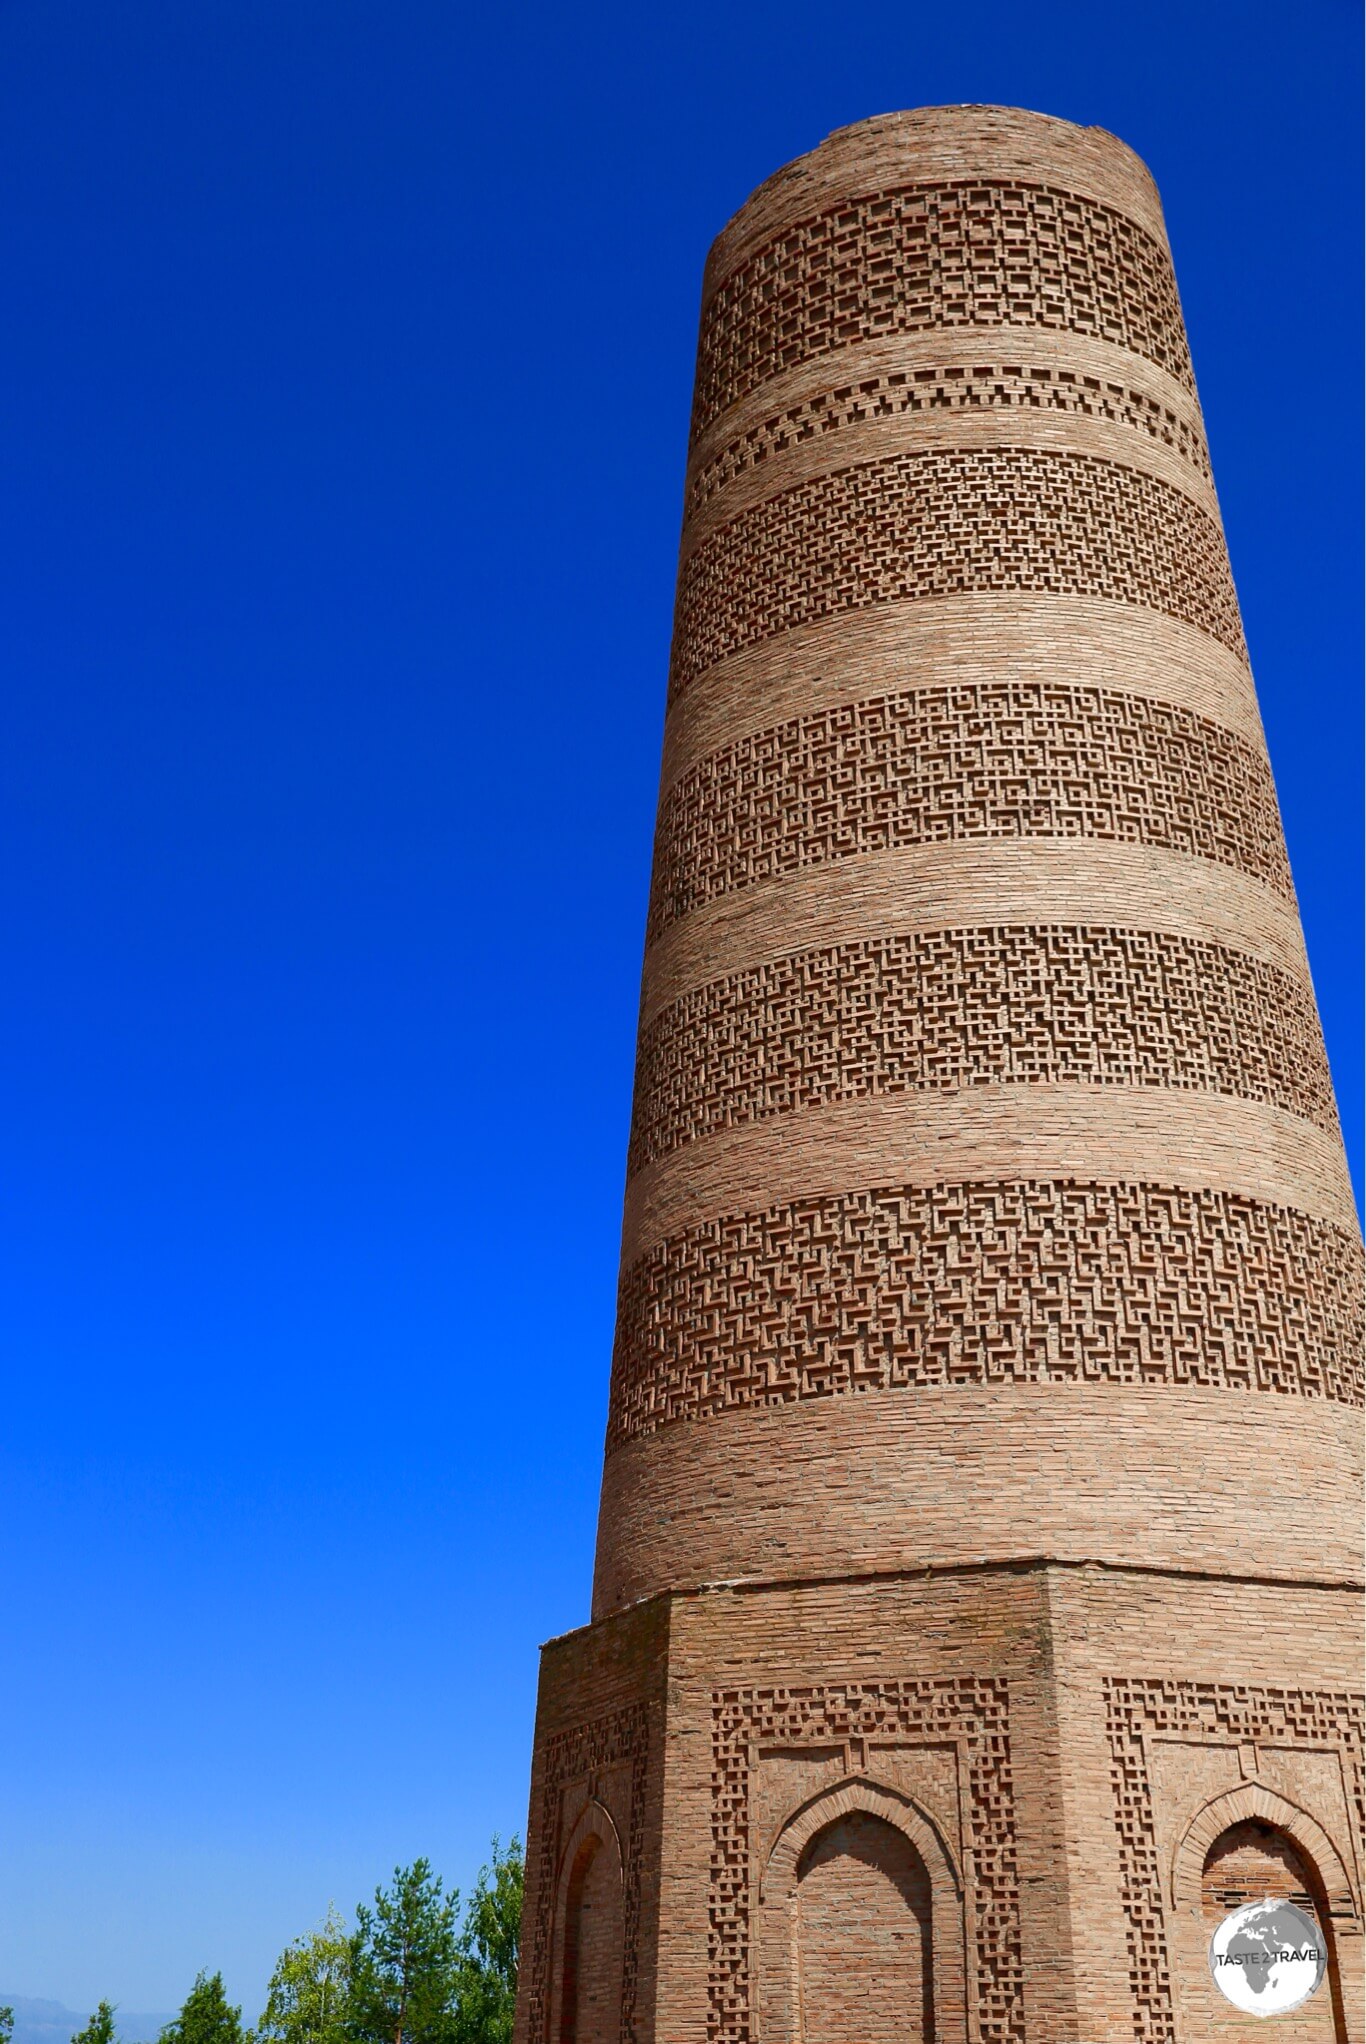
xmin=1208 ymin=1898 xmax=1327 ymax=2015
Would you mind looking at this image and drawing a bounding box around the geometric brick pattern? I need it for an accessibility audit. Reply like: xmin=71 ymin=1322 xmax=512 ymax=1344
xmin=1104 ymin=1679 xmax=1366 ymax=2043
xmin=627 ymin=925 xmax=1337 ymax=1173
xmin=607 ymin=1182 xmax=1366 ymax=1446
xmin=515 ymin=105 xmax=1363 ymax=2044
xmin=690 ymin=177 xmax=1193 ymax=440
xmin=521 ymin=1701 xmax=651 ymax=2044
xmin=646 ymin=683 xmax=1292 ymax=941
xmin=670 ymin=446 xmax=1245 ymax=697
xmin=687 ymin=358 xmax=1212 ymax=515
xmin=709 ymin=1678 xmax=1022 ymax=2042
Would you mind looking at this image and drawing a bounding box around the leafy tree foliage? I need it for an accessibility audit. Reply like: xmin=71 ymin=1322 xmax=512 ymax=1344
xmin=72 ymin=2007 xmax=118 ymax=2044
xmin=348 ymin=1861 xmax=460 ymax=2044
xmin=160 ymin=1974 xmax=244 ymax=2044
xmin=228 ymin=1836 xmax=528 ymax=2044
xmin=254 ymin=1908 xmax=352 ymax=2044
xmin=450 ymin=1840 xmax=521 ymax=2044
xmin=0 ymin=2008 xmax=12 ymax=2044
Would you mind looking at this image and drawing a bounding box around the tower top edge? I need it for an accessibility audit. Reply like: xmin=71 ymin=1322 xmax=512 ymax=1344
xmin=822 ymin=103 xmax=1152 ymax=161
xmin=703 ymin=104 xmax=1167 ymax=290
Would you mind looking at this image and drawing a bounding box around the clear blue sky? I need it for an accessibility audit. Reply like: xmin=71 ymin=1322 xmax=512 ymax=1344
xmin=1 ymin=0 xmax=1359 ymax=2016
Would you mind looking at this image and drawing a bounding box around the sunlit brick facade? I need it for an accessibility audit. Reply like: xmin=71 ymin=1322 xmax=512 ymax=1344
xmin=513 ymin=107 xmax=1363 ymax=2044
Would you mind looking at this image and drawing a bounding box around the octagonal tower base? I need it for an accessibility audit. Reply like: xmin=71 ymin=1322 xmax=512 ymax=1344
xmin=517 ymin=1567 xmax=1362 ymax=2043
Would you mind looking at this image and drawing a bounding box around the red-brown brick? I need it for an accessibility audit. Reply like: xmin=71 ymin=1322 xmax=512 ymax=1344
xmin=513 ymin=106 xmax=1364 ymax=2044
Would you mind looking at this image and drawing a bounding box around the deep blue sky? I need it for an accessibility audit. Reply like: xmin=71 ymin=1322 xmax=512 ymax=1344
xmin=1 ymin=0 xmax=1359 ymax=2015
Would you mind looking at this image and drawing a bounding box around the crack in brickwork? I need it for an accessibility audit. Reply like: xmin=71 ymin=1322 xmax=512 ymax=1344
xmin=1104 ymin=1679 xmax=1365 ymax=2043
xmin=627 ymin=925 xmax=1336 ymax=1175
xmin=669 ymin=446 xmax=1244 ymax=698
xmin=523 ymin=1702 xmax=650 ymax=2044
xmin=692 ymin=178 xmax=1193 ymax=441
xmin=688 ymin=361 xmax=1210 ymax=514
xmin=646 ymin=683 xmax=1291 ymax=943
xmin=607 ymin=1182 xmax=1365 ymax=1446
xmin=709 ymin=1678 xmax=1021 ymax=2042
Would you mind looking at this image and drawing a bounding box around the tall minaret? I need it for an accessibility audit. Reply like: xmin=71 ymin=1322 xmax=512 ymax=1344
xmin=514 ymin=108 xmax=1363 ymax=2044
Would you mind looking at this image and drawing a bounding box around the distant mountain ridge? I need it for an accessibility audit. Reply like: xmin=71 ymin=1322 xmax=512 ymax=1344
xmin=1 ymin=1996 xmax=173 ymax=2044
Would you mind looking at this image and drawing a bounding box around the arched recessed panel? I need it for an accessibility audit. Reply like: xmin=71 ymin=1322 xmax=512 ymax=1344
xmin=558 ymin=1829 xmax=624 ymax=2044
xmin=1201 ymin=1820 xmax=1344 ymax=2042
xmin=1203 ymin=1819 xmax=1321 ymax=1919
xmin=795 ymin=1810 xmax=933 ymax=2043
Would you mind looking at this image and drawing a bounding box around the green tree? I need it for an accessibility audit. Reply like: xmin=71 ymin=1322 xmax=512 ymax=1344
xmin=0 ymin=2008 xmax=12 ymax=2044
xmin=161 ymin=1974 xmax=244 ymax=2044
xmin=72 ymin=2008 xmax=118 ymax=2044
xmin=349 ymin=1860 xmax=460 ymax=2044
xmin=451 ymin=1838 xmax=522 ymax=2044
xmin=255 ymin=1908 xmax=352 ymax=2044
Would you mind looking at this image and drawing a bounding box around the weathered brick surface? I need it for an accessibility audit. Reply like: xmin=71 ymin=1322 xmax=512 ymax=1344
xmin=647 ymin=677 xmax=1290 ymax=943
xmin=592 ymin=1386 xmax=1364 ymax=1615
xmin=627 ymin=928 xmax=1337 ymax=1173
xmin=658 ymin=606 xmax=1269 ymax=787
xmin=689 ymin=174 xmax=1192 ymax=437
xmin=517 ymin=1601 xmax=670 ymax=2044
xmin=513 ymin=106 xmax=1364 ymax=2044
xmin=619 ymin=1085 xmax=1356 ymax=1258
xmin=669 ymin=444 xmax=1245 ymax=696
xmin=639 ymin=840 xmax=1310 ymax=1028
xmin=684 ymin=341 xmax=1212 ymax=522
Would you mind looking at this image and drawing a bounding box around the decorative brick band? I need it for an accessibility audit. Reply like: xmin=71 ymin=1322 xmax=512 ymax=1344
xmin=687 ymin=360 xmax=1210 ymax=514
xmin=626 ymin=925 xmax=1336 ymax=1176
xmin=1105 ymin=1679 xmax=1365 ymax=2044
xmin=692 ymin=176 xmax=1193 ymax=440
xmin=670 ymin=446 xmax=1244 ymax=698
xmin=522 ymin=1700 xmax=650 ymax=2044
xmin=710 ymin=1678 xmax=1022 ymax=2043
xmin=607 ymin=1181 xmax=1365 ymax=1446
xmin=647 ymin=681 xmax=1292 ymax=943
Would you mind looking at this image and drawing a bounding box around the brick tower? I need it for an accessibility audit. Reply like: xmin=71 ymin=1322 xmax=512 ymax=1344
xmin=513 ymin=108 xmax=1363 ymax=2044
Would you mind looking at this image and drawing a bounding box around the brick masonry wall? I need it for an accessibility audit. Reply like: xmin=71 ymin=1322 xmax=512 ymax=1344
xmin=514 ymin=1599 xmax=670 ymax=2044
xmin=514 ymin=106 xmax=1365 ymax=2044
xmin=592 ymin=100 xmax=1361 ymax=1614
xmin=659 ymin=1567 xmax=1364 ymax=2043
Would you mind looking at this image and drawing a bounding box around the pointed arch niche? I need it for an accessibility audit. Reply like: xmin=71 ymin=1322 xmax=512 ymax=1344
xmin=1169 ymin=1782 xmax=1361 ymax=2043
xmin=548 ymin=1798 xmax=626 ymax=2044
xmin=755 ymin=1777 xmax=968 ymax=2043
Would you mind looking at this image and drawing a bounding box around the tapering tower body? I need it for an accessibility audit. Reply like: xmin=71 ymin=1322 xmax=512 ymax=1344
xmin=514 ymin=108 xmax=1363 ymax=2044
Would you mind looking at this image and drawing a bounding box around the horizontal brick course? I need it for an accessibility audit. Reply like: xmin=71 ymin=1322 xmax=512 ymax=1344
xmin=591 ymin=1386 xmax=1365 ymax=1615
xmin=620 ymin=1084 xmax=1358 ymax=1257
xmin=638 ymin=839 xmax=1310 ymax=1025
xmin=608 ymin=1179 xmax=1363 ymax=1449
xmin=668 ymin=444 xmax=1245 ymax=699
xmin=685 ymin=346 xmax=1211 ymax=523
xmin=678 ymin=392 xmax=1221 ymax=560
xmin=647 ymin=677 xmax=1287 ymax=943
xmin=627 ymin=925 xmax=1336 ymax=1173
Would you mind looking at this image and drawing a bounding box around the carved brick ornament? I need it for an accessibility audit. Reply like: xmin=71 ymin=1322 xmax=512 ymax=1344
xmin=513 ymin=108 xmax=1363 ymax=2044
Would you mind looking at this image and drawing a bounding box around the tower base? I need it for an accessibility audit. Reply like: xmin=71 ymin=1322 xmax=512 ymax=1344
xmin=514 ymin=1565 xmax=1363 ymax=2043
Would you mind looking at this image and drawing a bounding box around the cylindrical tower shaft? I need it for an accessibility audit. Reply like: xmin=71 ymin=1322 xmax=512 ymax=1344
xmin=592 ymin=104 xmax=1360 ymax=1617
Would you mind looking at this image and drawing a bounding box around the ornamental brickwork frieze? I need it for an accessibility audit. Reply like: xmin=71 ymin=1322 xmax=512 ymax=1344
xmin=513 ymin=107 xmax=1363 ymax=2044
